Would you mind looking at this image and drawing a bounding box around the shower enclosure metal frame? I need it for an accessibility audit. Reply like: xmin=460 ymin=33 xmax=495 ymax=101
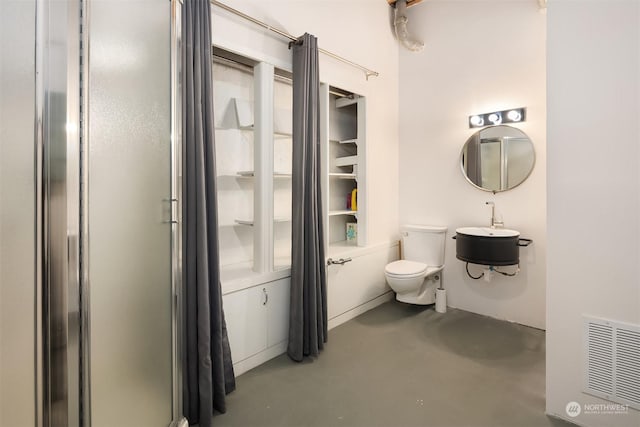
xmin=170 ymin=0 xmax=185 ymax=423
xmin=33 ymin=0 xmax=185 ymax=425
xmin=35 ymin=0 xmax=83 ymax=425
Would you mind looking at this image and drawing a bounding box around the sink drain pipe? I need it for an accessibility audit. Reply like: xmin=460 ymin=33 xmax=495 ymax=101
xmin=465 ymin=263 xmax=520 ymax=280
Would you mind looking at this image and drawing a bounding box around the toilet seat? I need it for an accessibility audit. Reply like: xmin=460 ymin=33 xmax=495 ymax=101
xmin=385 ymin=260 xmax=428 ymax=278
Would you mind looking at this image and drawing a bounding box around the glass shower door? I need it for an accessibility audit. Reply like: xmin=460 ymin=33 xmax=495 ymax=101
xmin=88 ymin=0 xmax=173 ymax=425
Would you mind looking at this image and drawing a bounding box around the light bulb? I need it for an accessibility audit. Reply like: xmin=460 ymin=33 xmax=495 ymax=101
xmin=469 ymin=115 xmax=484 ymax=127
xmin=507 ymin=110 xmax=522 ymax=122
xmin=488 ymin=113 xmax=502 ymax=124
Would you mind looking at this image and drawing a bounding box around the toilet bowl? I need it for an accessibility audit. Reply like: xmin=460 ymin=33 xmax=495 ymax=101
xmin=385 ymin=225 xmax=447 ymax=305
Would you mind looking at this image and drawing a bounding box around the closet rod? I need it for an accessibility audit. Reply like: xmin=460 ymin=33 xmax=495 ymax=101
xmin=213 ymin=54 xmax=349 ymax=97
xmin=210 ymin=0 xmax=380 ymax=80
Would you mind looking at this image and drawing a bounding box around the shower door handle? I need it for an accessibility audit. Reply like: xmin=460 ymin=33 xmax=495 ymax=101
xmin=163 ymin=198 xmax=178 ymax=224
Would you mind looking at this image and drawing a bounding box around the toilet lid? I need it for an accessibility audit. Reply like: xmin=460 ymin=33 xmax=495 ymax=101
xmin=385 ymin=260 xmax=428 ymax=276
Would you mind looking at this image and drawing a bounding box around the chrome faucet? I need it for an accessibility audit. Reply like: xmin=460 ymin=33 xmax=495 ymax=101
xmin=486 ymin=201 xmax=504 ymax=228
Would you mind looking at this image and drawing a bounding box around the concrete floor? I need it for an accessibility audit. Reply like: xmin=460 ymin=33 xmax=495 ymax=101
xmin=214 ymin=301 xmax=573 ymax=427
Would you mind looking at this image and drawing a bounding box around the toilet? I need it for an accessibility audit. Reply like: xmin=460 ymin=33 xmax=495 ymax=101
xmin=385 ymin=224 xmax=447 ymax=305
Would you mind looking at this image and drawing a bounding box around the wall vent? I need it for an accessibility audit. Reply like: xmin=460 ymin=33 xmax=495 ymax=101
xmin=584 ymin=316 xmax=640 ymax=409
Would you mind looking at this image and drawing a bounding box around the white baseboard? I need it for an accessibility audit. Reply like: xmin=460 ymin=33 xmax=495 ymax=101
xmin=328 ymin=291 xmax=394 ymax=330
xmin=233 ymin=341 xmax=288 ymax=376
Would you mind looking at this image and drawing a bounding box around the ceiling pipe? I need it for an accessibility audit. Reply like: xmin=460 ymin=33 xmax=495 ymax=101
xmin=394 ymin=0 xmax=424 ymax=52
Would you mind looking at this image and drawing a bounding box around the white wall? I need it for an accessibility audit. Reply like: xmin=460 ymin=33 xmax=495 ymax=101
xmin=398 ymin=1 xmax=547 ymax=328
xmin=212 ymin=0 xmax=400 ymax=246
xmin=546 ymin=1 xmax=640 ymax=425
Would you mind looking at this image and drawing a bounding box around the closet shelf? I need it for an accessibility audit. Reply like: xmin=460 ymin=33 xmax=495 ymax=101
xmin=235 ymin=217 xmax=291 ymax=226
xmin=233 ymin=98 xmax=255 ymax=128
xmin=236 ymin=171 xmax=292 ymax=178
xmin=328 ymin=210 xmax=358 ymax=217
xmin=335 ymin=96 xmax=359 ymax=109
xmin=233 ymin=98 xmax=292 ymax=136
xmin=274 ymin=131 xmax=292 ymax=139
xmin=330 ymin=138 xmax=358 ymax=145
xmin=329 ymin=172 xmax=357 ymax=179
xmin=236 ymin=125 xmax=292 ymax=138
xmin=335 ymin=156 xmax=358 ymax=167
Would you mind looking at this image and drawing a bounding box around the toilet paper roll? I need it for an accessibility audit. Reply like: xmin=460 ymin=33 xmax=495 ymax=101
xmin=435 ymin=288 xmax=447 ymax=313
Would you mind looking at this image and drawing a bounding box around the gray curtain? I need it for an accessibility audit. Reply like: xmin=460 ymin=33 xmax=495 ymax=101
xmin=288 ymin=33 xmax=328 ymax=362
xmin=182 ymin=1 xmax=235 ymax=426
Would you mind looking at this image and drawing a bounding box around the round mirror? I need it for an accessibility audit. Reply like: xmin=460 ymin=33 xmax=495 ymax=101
xmin=460 ymin=125 xmax=535 ymax=193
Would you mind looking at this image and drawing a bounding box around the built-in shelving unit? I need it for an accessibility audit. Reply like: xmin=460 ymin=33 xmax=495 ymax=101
xmin=214 ymin=55 xmax=292 ymax=279
xmin=213 ymin=58 xmax=255 ymax=275
xmin=213 ymin=48 xmax=390 ymax=380
xmin=320 ymin=85 xmax=367 ymax=256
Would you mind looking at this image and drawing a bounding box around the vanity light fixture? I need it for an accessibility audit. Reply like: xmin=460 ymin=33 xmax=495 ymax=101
xmin=468 ymin=107 xmax=526 ymax=128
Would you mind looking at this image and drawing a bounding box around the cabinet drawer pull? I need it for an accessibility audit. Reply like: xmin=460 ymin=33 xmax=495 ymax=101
xmin=327 ymin=257 xmax=353 ymax=266
xmin=263 ymin=288 xmax=268 ymax=305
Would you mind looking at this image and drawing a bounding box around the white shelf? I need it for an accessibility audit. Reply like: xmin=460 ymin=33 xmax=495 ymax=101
xmin=233 ymin=98 xmax=292 ymax=136
xmin=329 ymin=172 xmax=356 ymax=179
xmin=237 ymin=171 xmax=292 ymax=178
xmin=235 ymin=217 xmax=291 ymax=226
xmin=330 ymin=138 xmax=358 ymax=145
xmin=335 ymin=96 xmax=359 ymax=109
xmin=236 ymin=125 xmax=292 ymax=138
xmin=234 ymin=98 xmax=254 ymax=128
xmin=328 ymin=210 xmax=357 ymax=217
xmin=335 ymin=155 xmax=358 ymax=167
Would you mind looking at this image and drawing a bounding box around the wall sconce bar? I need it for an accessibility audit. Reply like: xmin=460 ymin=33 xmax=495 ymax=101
xmin=468 ymin=107 xmax=527 ymax=128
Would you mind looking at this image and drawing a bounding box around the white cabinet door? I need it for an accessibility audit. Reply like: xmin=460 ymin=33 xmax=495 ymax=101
xmin=327 ymin=246 xmax=396 ymax=320
xmin=265 ymin=278 xmax=290 ymax=348
xmin=223 ymin=277 xmax=291 ymax=364
xmin=223 ymin=286 xmax=268 ymax=362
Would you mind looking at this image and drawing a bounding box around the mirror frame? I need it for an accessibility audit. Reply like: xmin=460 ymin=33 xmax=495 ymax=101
xmin=459 ymin=125 xmax=536 ymax=193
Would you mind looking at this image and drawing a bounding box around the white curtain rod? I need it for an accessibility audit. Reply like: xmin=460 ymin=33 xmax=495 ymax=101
xmin=210 ymin=0 xmax=380 ymax=80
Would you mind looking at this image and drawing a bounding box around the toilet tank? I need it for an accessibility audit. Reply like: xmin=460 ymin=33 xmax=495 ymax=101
xmin=401 ymin=225 xmax=448 ymax=267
